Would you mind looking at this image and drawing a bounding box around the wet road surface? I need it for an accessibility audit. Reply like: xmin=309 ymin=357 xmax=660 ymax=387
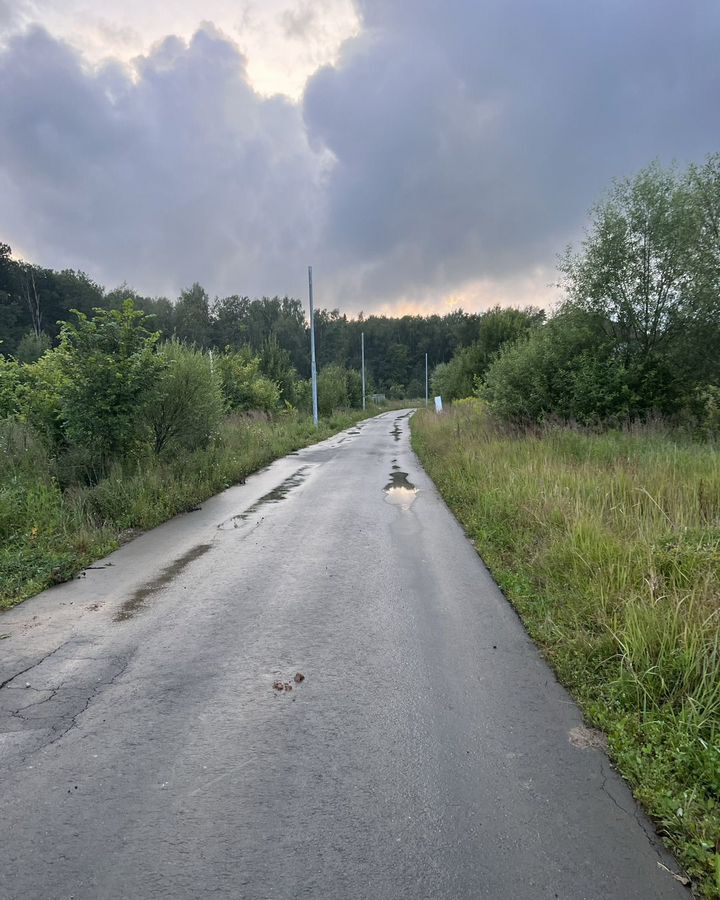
xmin=0 ymin=411 xmax=687 ymax=899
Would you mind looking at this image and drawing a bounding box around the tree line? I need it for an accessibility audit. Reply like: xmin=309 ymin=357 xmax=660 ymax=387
xmin=1 ymin=245 xmax=496 ymax=398
xmin=435 ymin=155 xmax=720 ymax=432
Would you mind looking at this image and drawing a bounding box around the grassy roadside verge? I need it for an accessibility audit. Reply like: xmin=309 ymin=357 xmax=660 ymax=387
xmin=1 ymin=408 xmax=377 ymax=610
xmin=412 ymin=402 xmax=720 ymax=898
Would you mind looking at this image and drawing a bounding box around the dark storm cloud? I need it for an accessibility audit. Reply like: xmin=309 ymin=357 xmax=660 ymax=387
xmin=0 ymin=2 xmax=719 ymax=307
xmin=0 ymin=24 xmax=324 ymax=298
xmin=304 ymin=0 xmax=720 ymax=301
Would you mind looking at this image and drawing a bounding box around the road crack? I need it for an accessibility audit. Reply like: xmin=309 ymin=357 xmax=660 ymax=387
xmin=599 ymin=758 xmax=664 ymax=860
xmin=42 ymin=656 xmax=132 ymax=750
xmin=0 ymin=639 xmax=77 ymax=692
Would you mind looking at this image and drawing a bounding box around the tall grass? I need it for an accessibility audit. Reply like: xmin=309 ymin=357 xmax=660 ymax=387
xmin=0 ymin=409 xmax=368 ymax=610
xmin=412 ymin=401 xmax=720 ymax=898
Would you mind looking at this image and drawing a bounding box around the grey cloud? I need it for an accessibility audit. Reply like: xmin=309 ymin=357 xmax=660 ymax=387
xmin=0 ymin=2 xmax=719 ymax=311
xmin=304 ymin=0 xmax=720 ymax=301
xmin=281 ymin=3 xmax=317 ymax=39
xmin=0 ymin=24 xmax=325 ymax=298
xmin=0 ymin=0 xmax=28 ymax=30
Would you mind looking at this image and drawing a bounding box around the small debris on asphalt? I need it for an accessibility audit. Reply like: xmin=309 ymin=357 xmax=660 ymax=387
xmin=25 ymin=682 xmax=31 ymax=688
xmin=273 ymin=674 xmax=306 ymax=692
xmin=656 ymin=861 xmax=691 ymax=886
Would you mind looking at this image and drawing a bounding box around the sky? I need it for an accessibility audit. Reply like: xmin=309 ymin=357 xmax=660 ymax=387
xmin=0 ymin=1 xmax=719 ymax=315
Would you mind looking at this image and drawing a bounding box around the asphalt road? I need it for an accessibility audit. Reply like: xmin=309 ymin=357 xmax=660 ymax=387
xmin=0 ymin=410 xmax=688 ymax=900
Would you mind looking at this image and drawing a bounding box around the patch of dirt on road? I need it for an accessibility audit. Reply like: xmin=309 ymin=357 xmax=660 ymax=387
xmin=569 ymin=725 xmax=608 ymax=751
xmin=272 ymin=672 xmax=305 ymax=694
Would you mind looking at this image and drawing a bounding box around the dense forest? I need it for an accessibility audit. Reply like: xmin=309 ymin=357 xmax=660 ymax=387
xmin=0 ymin=243 xmax=509 ymax=399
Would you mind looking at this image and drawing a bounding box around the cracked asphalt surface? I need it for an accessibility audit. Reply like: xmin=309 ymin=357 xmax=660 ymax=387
xmin=0 ymin=410 xmax=687 ymax=899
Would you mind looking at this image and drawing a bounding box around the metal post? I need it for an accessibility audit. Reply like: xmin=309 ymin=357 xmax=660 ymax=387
xmin=361 ymin=332 xmax=366 ymax=410
xmin=425 ymin=353 xmax=428 ymax=407
xmin=308 ymin=266 xmax=319 ymax=428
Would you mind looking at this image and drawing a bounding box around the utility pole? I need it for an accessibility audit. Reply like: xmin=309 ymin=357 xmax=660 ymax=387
xmin=308 ymin=266 xmax=319 ymax=428
xmin=361 ymin=332 xmax=366 ymax=410
xmin=425 ymin=352 xmax=429 ymax=407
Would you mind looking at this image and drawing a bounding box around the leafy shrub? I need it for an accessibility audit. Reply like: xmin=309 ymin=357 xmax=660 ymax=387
xmin=19 ymin=350 xmax=67 ymax=449
xmin=480 ymin=309 xmax=645 ymax=424
xmin=432 ymin=307 xmax=545 ymax=402
xmin=15 ymin=331 xmax=51 ymax=363
xmin=317 ymin=365 xmax=349 ymax=415
xmin=293 ymin=378 xmax=312 ymax=413
xmin=259 ymin=335 xmax=299 ymax=405
xmin=145 ymin=341 xmax=225 ymax=454
xmin=0 ymin=355 xmax=22 ymax=417
xmin=52 ymin=301 xmax=164 ymax=464
xmin=218 ymin=347 xmax=280 ymax=413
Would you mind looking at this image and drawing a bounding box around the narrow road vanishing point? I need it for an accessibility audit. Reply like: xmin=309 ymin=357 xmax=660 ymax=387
xmin=1 ymin=411 xmax=687 ymax=900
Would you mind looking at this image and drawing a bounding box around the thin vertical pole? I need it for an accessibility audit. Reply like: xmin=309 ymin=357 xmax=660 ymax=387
xmin=425 ymin=353 xmax=428 ymax=407
xmin=308 ymin=266 xmax=319 ymax=428
xmin=361 ymin=332 xmax=366 ymax=410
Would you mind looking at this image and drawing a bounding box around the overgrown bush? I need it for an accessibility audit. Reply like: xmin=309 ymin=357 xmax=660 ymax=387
xmin=144 ymin=341 xmax=225 ymax=454
xmin=0 ymin=355 xmax=22 ymax=417
xmin=480 ymin=309 xmax=642 ymax=423
xmin=53 ymin=301 xmax=165 ymax=465
xmin=15 ymin=330 xmax=51 ymax=363
xmin=218 ymin=347 xmax=281 ymax=412
xmin=317 ymin=365 xmax=349 ymax=415
xmin=259 ymin=335 xmax=299 ymax=405
xmin=432 ymin=306 xmax=544 ymax=401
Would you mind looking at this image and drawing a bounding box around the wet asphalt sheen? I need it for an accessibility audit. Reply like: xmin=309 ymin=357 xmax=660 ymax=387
xmin=0 ymin=411 xmax=688 ymax=900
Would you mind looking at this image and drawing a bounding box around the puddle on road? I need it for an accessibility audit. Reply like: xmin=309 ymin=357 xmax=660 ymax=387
xmin=389 ymin=411 xmax=412 ymax=441
xmin=219 ymin=467 xmax=311 ymax=530
xmin=384 ymin=470 xmax=418 ymax=509
xmin=114 ymin=544 xmax=212 ymax=622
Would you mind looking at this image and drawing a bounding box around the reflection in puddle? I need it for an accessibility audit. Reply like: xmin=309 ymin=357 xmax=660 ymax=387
xmin=219 ymin=467 xmax=310 ymax=530
xmin=383 ymin=470 xmax=418 ymax=509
